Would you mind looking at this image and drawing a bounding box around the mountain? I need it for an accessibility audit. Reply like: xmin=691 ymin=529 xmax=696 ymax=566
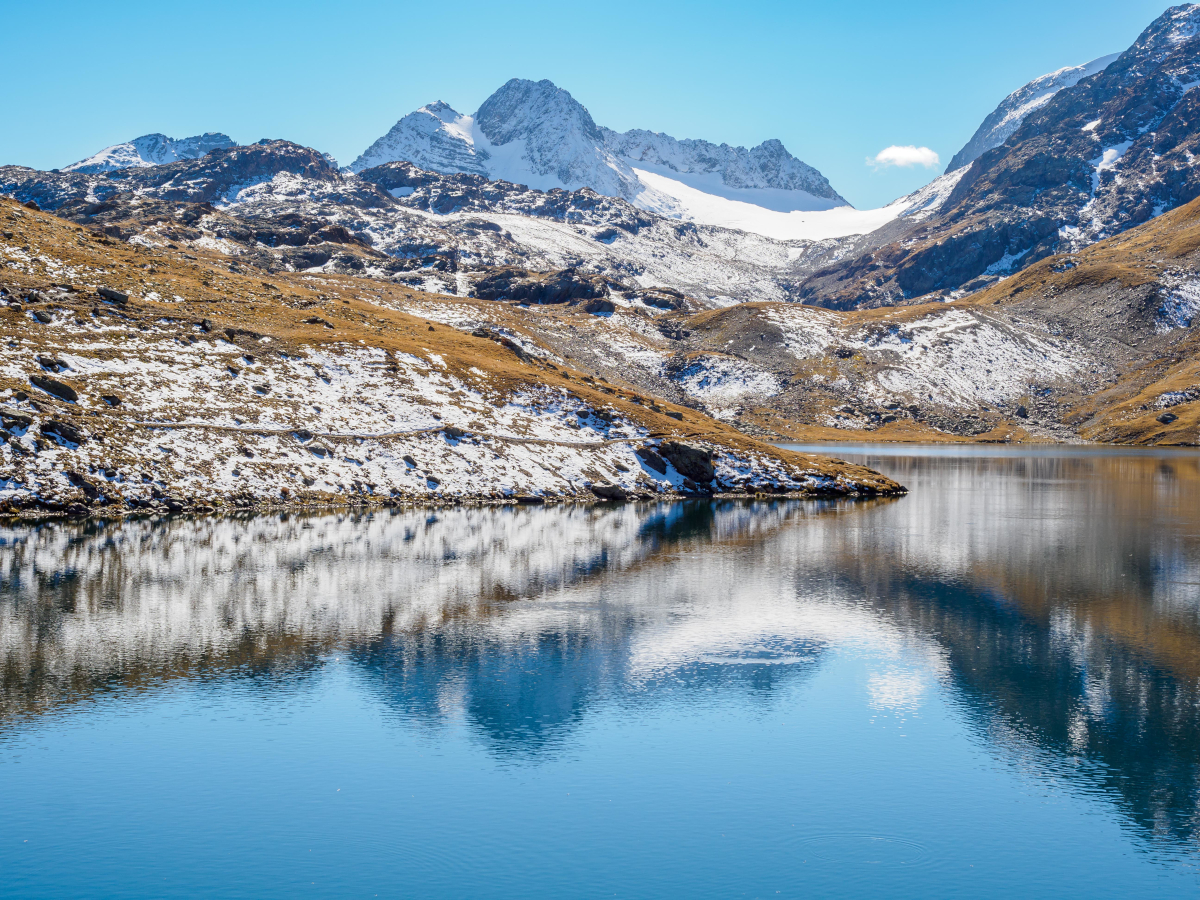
xmin=946 ymin=54 xmax=1119 ymax=172
xmin=349 ymin=101 xmax=490 ymax=177
xmin=349 ymin=78 xmax=849 ymax=236
xmin=798 ymin=3 xmax=1200 ymax=308
xmin=349 ymin=80 xmax=641 ymax=200
xmin=63 ymin=133 xmax=237 ymax=174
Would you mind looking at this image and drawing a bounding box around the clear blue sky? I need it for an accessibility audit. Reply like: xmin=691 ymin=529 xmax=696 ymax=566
xmin=4 ymin=0 xmax=1171 ymax=209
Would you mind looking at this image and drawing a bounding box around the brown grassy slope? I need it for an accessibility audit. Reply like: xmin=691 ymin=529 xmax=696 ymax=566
xmin=0 ymin=197 xmax=902 ymax=497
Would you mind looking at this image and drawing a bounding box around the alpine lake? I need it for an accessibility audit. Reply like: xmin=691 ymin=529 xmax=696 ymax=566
xmin=2 ymin=445 xmax=1199 ymax=898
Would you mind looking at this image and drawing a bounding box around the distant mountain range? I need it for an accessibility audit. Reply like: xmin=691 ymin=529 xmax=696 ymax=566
xmin=18 ymin=3 xmax=1200 ymax=309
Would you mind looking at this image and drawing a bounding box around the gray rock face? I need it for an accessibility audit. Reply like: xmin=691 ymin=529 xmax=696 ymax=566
xmin=946 ymin=54 xmax=1119 ymax=173
xmin=475 ymin=78 xmax=640 ymax=198
xmin=476 ymin=78 xmax=603 ymax=146
xmin=658 ymin=441 xmax=715 ymax=483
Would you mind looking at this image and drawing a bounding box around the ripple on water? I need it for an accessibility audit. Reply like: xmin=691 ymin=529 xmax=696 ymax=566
xmin=797 ymin=833 xmax=930 ymax=866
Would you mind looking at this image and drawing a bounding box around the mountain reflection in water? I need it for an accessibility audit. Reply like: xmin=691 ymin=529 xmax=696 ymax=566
xmin=3 ymin=449 xmax=1200 ymax=872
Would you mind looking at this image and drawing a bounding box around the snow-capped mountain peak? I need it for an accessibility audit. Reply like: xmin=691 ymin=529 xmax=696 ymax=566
xmin=63 ymin=133 xmax=236 ymax=174
xmin=475 ymin=78 xmax=605 ymax=146
xmin=348 ymin=77 xmax=845 ymax=221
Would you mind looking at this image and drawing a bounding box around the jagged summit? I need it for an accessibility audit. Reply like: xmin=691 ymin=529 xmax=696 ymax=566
xmin=63 ymin=133 xmax=237 ymax=174
xmin=350 ymin=79 xmax=639 ymax=198
xmin=348 ymin=77 xmax=845 ymax=217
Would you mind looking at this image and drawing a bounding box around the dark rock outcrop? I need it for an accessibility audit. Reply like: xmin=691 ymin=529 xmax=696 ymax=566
xmin=658 ymin=441 xmax=716 ymax=483
xmin=472 ymin=266 xmax=609 ymax=305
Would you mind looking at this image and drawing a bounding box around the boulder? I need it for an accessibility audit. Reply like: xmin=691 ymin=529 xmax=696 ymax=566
xmin=65 ymin=471 xmax=100 ymax=501
xmin=40 ymin=420 xmax=86 ymax=445
xmin=637 ymin=287 xmax=689 ymax=311
xmin=1 ymin=411 xmax=32 ymax=432
xmin=590 ymin=483 xmax=628 ymax=502
xmin=635 ymin=446 xmax=668 ymax=474
xmin=30 ymin=374 xmax=78 ymax=402
xmin=473 ymin=266 xmax=609 ymax=305
xmin=97 ymin=286 xmax=128 ymax=304
xmin=1158 ymin=412 xmax=1178 ymax=424
xmin=658 ymin=441 xmax=715 ymax=483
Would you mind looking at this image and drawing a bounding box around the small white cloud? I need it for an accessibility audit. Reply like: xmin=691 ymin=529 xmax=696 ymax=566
xmin=868 ymin=145 xmax=940 ymax=170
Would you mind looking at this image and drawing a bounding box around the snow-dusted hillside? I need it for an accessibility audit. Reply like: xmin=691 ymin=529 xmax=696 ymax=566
xmin=946 ymin=54 xmax=1119 ymax=172
xmin=63 ymin=133 xmax=237 ymax=174
xmin=0 ymin=198 xmax=906 ymax=514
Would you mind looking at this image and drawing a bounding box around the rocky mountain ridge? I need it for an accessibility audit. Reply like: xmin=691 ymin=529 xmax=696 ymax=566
xmin=1 ymin=141 xmax=953 ymax=307
xmin=63 ymin=133 xmax=237 ymax=174
xmin=349 ymin=78 xmax=844 ymax=213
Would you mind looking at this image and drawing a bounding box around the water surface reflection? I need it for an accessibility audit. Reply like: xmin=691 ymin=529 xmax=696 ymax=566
xmin=2 ymin=450 xmax=1200 ymax=894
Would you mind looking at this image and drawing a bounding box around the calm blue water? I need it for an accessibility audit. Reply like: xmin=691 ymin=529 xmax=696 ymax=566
xmin=2 ymin=448 xmax=1200 ymax=898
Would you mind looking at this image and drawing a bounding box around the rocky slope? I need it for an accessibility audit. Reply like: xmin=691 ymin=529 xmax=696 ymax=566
xmin=0 ymin=197 xmax=903 ymax=517
xmin=384 ymin=194 xmax=1200 ymax=448
xmin=5 ymin=146 xmax=1198 ymax=449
